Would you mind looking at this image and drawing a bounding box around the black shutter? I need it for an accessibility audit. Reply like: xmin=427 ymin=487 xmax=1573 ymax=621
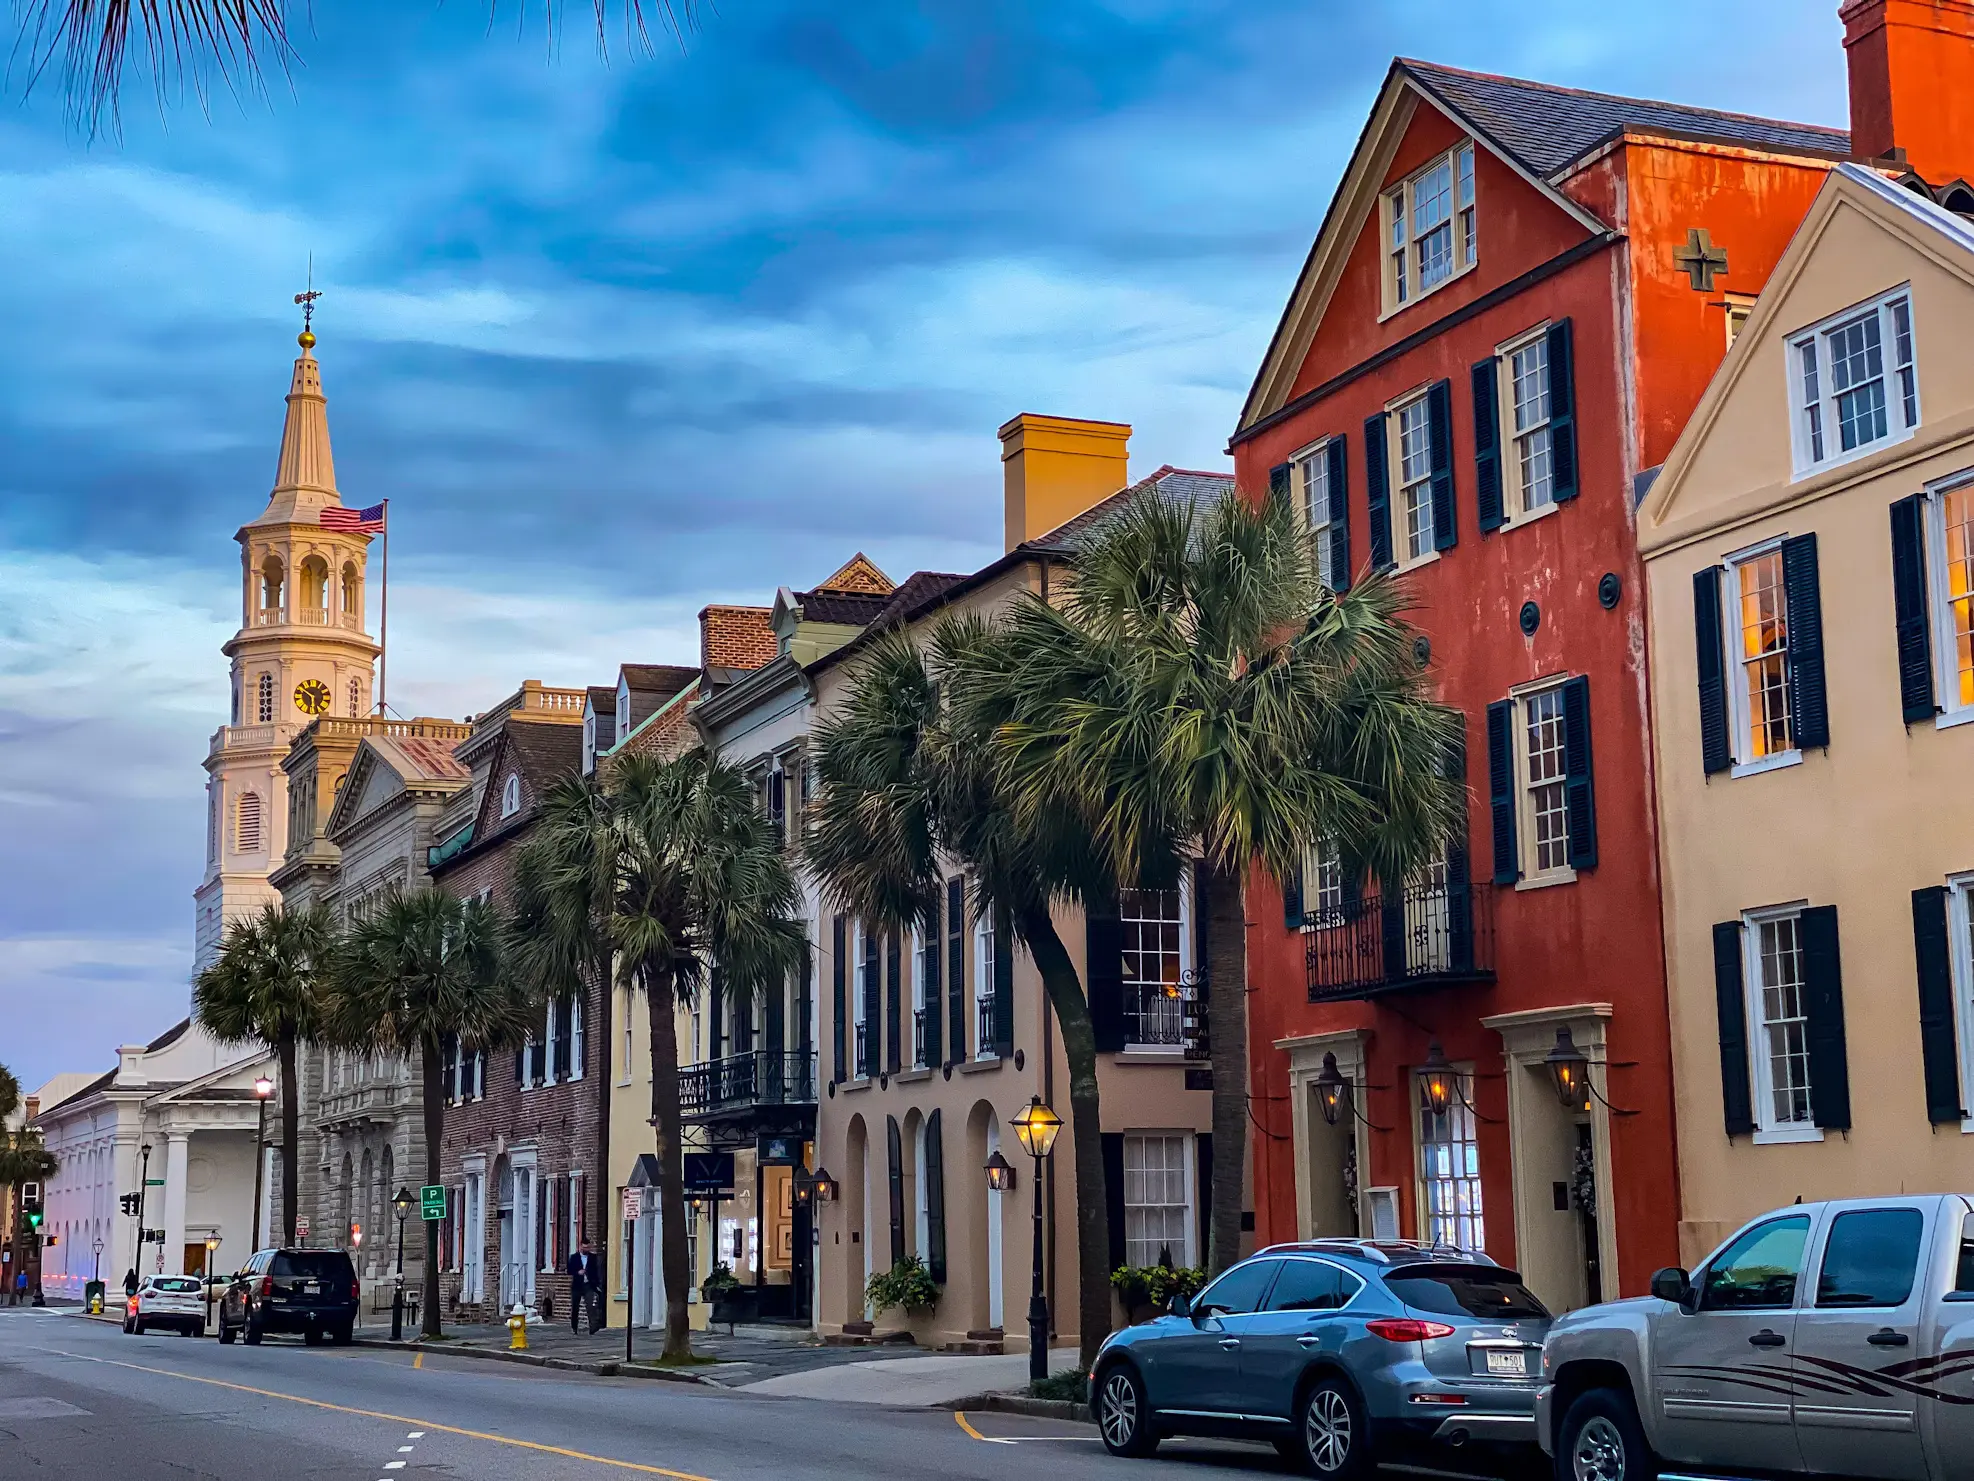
xmin=885 ymin=931 xmax=903 ymax=1074
xmin=1693 ymin=567 xmax=1732 ymax=775
xmin=1800 ymin=905 xmax=1851 ymax=1131
xmin=1282 ymin=861 xmax=1305 ymax=931
xmin=530 ymin=1031 xmax=546 ymax=1084
xmin=1428 ymin=378 xmax=1458 ymax=551
xmin=515 ymin=1047 xmax=525 ymax=1084
xmin=797 ymin=938 xmax=814 ymax=1054
xmin=947 ymin=877 xmax=965 ymax=1064
xmin=922 ymin=895 xmax=943 ymax=1069
xmin=1268 ymin=460 xmax=1292 ymax=511
xmin=1364 ymin=412 xmax=1393 ymax=569
xmin=1446 ymin=843 xmax=1474 ymax=974
xmin=1101 ymin=1133 xmax=1127 ymax=1272
xmin=992 ymin=904 xmax=1015 ymax=1058
xmin=861 ymin=927 xmax=881 ymax=1077
xmin=767 ymin=768 xmax=785 ymax=848
xmin=765 ymin=960 xmax=785 ymax=1058
xmin=1326 ymin=436 xmax=1352 ymax=591
xmin=1486 ymin=699 xmax=1518 ymax=885
xmin=831 ymin=916 xmax=847 ymax=1084
xmin=1194 ymin=1133 xmax=1213 ymax=1265
xmin=886 ymin=1116 xmax=905 ymax=1267
xmin=553 ymin=999 xmax=572 ymax=1079
xmin=924 ymin=1110 xmax=947 ymax=1283
xmin=1473 ymin=357 xmax=1504 ymax=531
xmin=1087 ymin=893 xmax=1126 ymax=1054
xmin=1781 ymin=534 xmax=1829 ymax=750
xmin=1547 ymin=318 xmax=1578 ymax=503
xmin=1891 ymin=494 xmax=1937 ymax=723
xmin=1912 ymin=887 xmax=1966 ymax=1123
xmin=1713 ymin=921 xmax=1755 ymax=1136
xmin=1561 ymin=675 xmax=1597 ymax=870
xmin=709 ymin=967 xmax=726 ymax=1059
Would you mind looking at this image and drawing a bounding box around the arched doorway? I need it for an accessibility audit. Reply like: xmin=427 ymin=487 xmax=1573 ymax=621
xmin=843 ymin=1115 xmax=869 ymax=1325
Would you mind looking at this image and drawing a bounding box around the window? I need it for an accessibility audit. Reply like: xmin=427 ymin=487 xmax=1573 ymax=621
xmin=1724 ymin=293 xmax=1756 ymax=346
xmin=1120 ymin=886 xmax=1186 ymax=1046
xmin=1297 ymin=439 xmax=1333 ymax=546
xmin=1387 ymin=1268 xmax=1548 ymax=1319
xmin=235 ymin=791 xmax=262 ymax=854
xmin=1700 ymin=1215 xmax=1810 ymax=1310
xmin=1264 ymin=1258 xmax=1358 ymax=1312
xmin=910 ymin=927 xmax=928 ymax=1068
xmin=348 ymin=676 xmax=362 ymax=717
xmin=1507 ymin=333 xmax=1555 ymax=514
xmin=974 ymin=911 xmax=998 ymax=1060
xmin=341 ymin=562 xmax=360 ymax=620
xmin=207 ymin=788 xmax=220 ymax=865
xmin=1418 ymin=1066 xmax=1484 ymax=1251
xmin=500 ymin=774 xmax=522 ymax=819
xmin=568 ymin=994 xmax=585 ymax=1081
xmin=257 ymin=673 xmax=275 ymax=724
xmin=1195 ymin=1258 xmax=1279 ymax=1317
xmin=1816 ymin=1208 xmax=1924 ymax=1308
xmin=1731 ymin=547 xmax=1794 ymax=763
xmin=1382 ymin=141 xmax=1478 ymax=313
xmin=1395 ymin=395 xmax=1434 ymax=560
xmin=1123 ymin=1132 xmax=1192 ymax=1268
xmin=1521 ymin=687 xmax=1568 ymax=876
xmin=583 ymin=714 xmax=597 ymax=774
xmin=1304 ymin=839 xmax=1346 ymax=925
xmin=1790 ymin=288 xmax=1918 ymax=476
xmin=1745 ymin=908 xmax=1814 ymax=1134
xmin=852 ymin=924 xmax=871 ymax=1076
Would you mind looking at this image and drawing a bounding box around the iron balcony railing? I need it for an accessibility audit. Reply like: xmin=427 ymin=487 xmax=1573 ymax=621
xmin=1123 ymin=982 xmax=1185 ymax=1046
xmin=679 ymin=1050 xmax=819 ymax=1119
xmin=1305 ymin=880 xmax=1495 ymax=1002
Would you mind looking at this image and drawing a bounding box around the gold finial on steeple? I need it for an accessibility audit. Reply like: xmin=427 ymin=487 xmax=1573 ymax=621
xmin=294 ymin=256 xmax=321 ymax=350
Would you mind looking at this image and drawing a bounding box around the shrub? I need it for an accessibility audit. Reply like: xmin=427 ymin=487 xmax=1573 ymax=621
xmin=865 ymin=1255 xmax=939 ymax=1316
xmin=700 ymin=1263 xmax=740 ymax=1300
xmin=1110 ymin=1263 xmax=1207 ymax=1315
xmin=1031 ymin=1365 xmax=1089 ymax=1404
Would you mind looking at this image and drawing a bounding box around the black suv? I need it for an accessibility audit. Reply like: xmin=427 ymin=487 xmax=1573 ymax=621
xmin=218 ymin=1248 xmax=360 ymax=1347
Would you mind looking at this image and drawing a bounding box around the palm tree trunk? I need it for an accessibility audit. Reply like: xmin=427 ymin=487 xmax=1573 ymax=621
xmin=279 ymin=1034 xmax=300 ymax=1247
xmin=644 ymin=967 xmax=692 ymax=1361
xmin=1018 ymin=906 xmax=1112 ymax=1369
xmin=1203 ymin=858 xmax=1249 ymax=1276
xmin=420 ymin=1039 xmax=445 ymax=1339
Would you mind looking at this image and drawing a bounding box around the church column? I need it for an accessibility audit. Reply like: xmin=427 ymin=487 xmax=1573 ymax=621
xmin=161 ymin=1131 xmax=191 ymax=1275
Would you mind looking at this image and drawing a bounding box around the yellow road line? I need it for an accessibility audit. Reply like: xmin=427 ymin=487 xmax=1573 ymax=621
xmin=954 ymin=1411 xmax=987 ymax=1441
xmin=48 ymin=1349 xmax=714 ymax=1479
xmin=412 ymin=1352 xmax=423 ymax=1370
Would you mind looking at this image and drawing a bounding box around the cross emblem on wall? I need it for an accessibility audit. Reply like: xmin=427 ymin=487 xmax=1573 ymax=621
xmin=1674 ymin=227 xmax=1730 ymax=292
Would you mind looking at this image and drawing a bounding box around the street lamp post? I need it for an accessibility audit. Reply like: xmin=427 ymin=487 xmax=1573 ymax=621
xmin=204 ymin=1236 xmax=220 ymax=1334
xmin=390 ymin=1188 xmax=413 ymax=1342
xmin=135 ymin=1143 xmax=153 ymax=1280
xmin=92 ymin=1237 xmax=103 ymax=1283
xmin=250 ymin=1076 xmax=274 ymax=1252
xmin=1008 ymin=1097 xmax=1062 ymax=1386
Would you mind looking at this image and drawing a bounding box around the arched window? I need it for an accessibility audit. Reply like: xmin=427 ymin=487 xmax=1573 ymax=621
xmin=236 ymin=791 xmax=262 ymax=853
xmin=256 ymin=673 xmax=274 ymax=723
xmin=500 ymin=773 xmax=522 ymax=819
xmin=348 ymin=676 xmax=363 ymax=717
xmin=299 ymin=557 xmax=329 ymax=621
xmin=341 ymin=562 xmax=361 ymax=622
xmin=260 ymin=556 xmax=284 ymax=617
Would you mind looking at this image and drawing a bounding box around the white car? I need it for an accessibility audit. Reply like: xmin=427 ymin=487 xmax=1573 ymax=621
xmin=124 ymin=1275 xmax=207 ymax=1337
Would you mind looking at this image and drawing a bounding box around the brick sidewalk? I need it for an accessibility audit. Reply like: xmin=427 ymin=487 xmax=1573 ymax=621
xmin=375 ymin=1316 xmax=893 ymax=1385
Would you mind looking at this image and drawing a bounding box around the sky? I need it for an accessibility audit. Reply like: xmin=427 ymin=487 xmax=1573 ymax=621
xmin=0 ymin=0 xmax=1851 ymax=1091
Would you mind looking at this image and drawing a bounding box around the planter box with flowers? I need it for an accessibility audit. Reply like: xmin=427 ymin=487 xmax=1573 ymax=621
xmin=1110 ymin=1262 xmax=1206 ymax=1324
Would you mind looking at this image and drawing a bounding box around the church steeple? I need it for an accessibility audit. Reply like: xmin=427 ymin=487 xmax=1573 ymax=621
xmin=258 ymin=327 xmax=341 ymax=526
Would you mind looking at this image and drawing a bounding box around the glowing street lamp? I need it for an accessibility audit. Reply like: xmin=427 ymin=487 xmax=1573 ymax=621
xmin=250 ymin=1075 xmax=275 ymax=1252
xmin=1418 ymin=1042 xmax=1456 ymax=1119
xmin=1544 ymin=1027 xmax=1591 ymax=1111
xmin=1009 ymin=1097 xmax=1060 ymax=1384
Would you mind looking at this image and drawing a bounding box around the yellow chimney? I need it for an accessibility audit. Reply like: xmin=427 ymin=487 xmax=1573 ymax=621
xmin=998 ymin=413 xmax=1131 ymax=553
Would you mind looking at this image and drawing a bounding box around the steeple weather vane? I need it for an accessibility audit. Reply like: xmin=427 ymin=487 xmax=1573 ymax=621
xmin=294 ymin=256 xmax=321 ymax=349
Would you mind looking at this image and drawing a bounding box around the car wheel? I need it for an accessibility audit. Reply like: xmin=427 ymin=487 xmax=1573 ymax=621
xmin=331 ymin=1323 xmax=354 ymax=1346
xmin=1093 ymin=1362 xmax=1159 ymax=1458
xmin=1293 ymin=1375 xmax=1370 ymax=1479
xmin=245 ymin=1319 xmax=263 ymax=1346
xmin=1557 ymin=1388 xmax=1654 ymax=1481
xmin=303 ymin=1327 xmax=324 ymax=1347
xmin=132 ymin=1317 xmax=146 ymax=1337
xmin=218 ymin=1321 xmax=236 ymax=1346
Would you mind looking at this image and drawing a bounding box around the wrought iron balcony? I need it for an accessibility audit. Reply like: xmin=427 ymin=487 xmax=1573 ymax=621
xmin=679 ymin=1050 xmax=818 ymax=1120
xmin=1305 ymin=881 xmax=1495 ymax=1002
xmin=1123 ymin=982 xmax=1186 ymax=1047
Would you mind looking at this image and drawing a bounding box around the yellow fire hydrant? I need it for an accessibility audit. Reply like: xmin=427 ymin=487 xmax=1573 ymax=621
xmin=507 ymin=1303 xmax=528 ymax=1351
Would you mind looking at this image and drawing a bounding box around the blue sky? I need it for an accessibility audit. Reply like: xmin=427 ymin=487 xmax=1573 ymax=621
xmin=0 ymin=0 xmax=1849 ymax=1090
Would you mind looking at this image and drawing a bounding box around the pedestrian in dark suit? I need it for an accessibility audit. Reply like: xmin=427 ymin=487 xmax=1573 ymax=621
xmin=566 ymin=1239 xmax=600 ymax=1332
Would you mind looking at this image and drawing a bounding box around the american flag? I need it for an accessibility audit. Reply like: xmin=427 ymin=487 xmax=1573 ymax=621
xmin=319 ymin=502 xmax=386 ymax=533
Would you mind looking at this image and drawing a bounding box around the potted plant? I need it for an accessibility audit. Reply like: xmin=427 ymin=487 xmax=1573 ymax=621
xmin=864 ymin=1255 xmax=939 ymax=1323
xmin=1111 ymin=1256 xmax=1207 ymax=1324
xmin=701 ymin=1262 xmax=750 ymax=1330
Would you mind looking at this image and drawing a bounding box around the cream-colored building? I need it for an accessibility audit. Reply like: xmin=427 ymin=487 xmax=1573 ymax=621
xmin=1642 ymin=164 xmax=1974 ymax=1262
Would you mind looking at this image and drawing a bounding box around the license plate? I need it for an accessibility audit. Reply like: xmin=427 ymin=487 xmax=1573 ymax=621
xmin=300 ymin=1281 xmax=318 ymax=1295
xmin=1484 ymin=1349 xmax=1528 ymax=1377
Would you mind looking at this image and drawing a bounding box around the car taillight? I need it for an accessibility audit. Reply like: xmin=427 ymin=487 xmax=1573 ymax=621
xmin=260 ymin=1276 xmax=274 ymax=1298
xmin=351 ymin=1281 xmax=361 ymax=1301
xmin=1366 ymin=1317 xmax=1457 ymax=1342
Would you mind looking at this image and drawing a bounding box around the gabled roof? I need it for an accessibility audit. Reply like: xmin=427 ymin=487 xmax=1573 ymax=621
xmin=813 ymin=553 xmax=894 ymax=595
xmin=620 ymin=664 xmax=697 ymax=697
xmin=790 ymin=589 xmax=894 ymax=626
xmin=1031 ymin=466 xmax=1235 ymax=553
xmin=585 ymin=685 xmax=616 ymax=713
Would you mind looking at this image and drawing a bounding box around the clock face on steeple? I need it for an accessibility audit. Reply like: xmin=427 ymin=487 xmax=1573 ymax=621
xmin=294 ymin=679 xmax=332 ymax=716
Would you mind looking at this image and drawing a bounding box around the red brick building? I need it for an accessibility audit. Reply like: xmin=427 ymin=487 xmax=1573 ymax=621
xmin=1232 ymin=58 xmax=1846 ymax=1307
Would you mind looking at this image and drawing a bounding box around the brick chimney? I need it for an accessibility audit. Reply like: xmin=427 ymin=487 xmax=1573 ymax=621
xmin=1843 ymin=0 xmax=1974 ymax=182
xmin=997 ymin=414 xmax=1130 ymax=554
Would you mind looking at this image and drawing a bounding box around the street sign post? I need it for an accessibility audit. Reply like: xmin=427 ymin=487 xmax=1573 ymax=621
xmin=420 ymin=1184 xmax=446 ymax=1221
xmin=295 ymin=1215 xmax=310 ymax=1241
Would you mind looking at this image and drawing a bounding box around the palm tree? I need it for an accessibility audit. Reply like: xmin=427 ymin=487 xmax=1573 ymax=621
xmin=324 ymin=887 xmax=534 ymax=1338
xmin=508 ymin=749 xmax=803 ymax=1361
xmin=989 ymin=486 xmax=1463 ymax=1274
xmin=193 ymin=901 xmax=335 ymax=1246
xmin=806 ymin=617 xmax=1121 ymax=1368
xmin=0 ymin=1063 xmax=60 ymax=1302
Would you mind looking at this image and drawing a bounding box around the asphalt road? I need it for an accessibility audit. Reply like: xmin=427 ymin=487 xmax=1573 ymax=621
xmin=0 ymin=1306 xmax=1543 ymax=1481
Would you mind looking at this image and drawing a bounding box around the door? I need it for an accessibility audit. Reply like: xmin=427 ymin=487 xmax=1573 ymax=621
xmin=1651 ymin=1212 xmax=1812 ymax=1471
xmin=1237 ymin=1257 xmax=1360 ymax=1421
xmin=1144 ymin=1259 xmax=1280 ymax=1417
xmin=1792 ymin=1204 xmax=1931 ymax=1480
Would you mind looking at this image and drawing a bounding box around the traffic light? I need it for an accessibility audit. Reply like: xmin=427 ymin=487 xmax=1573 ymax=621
xmin=120 ymin=1192 xmax=140 ymax=1218
xmin=23 ymin=1200 xmax=42 ymax=1232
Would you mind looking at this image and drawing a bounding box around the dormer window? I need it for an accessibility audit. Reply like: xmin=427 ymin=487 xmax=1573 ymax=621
xmin=582 ymin=713 xmax=597 ymax=775
xmin=1382 ymin=141 xmax=1477 ymax=315
xmin=615 ymin=679 xmax=631 ymax=742
xmin=1789 ymin=286 xmax=1918 ymax=478
xmin=500 ymin=773 xmax=522 ymax=819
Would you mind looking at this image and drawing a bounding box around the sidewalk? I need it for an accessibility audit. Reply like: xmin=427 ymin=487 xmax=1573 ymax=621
xmin=733 ymin=1347 xmax=1080 ymax=1404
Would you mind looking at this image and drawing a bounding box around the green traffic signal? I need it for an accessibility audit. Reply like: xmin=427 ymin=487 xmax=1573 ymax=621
xmin=24 ymin=1205 xmax=43 ymax=1230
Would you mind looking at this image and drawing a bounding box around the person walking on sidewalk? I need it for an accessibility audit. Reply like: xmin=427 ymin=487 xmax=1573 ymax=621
xmin=12 ymin=1269 xmax=27 ymax=1306
xmin=566 ymin=1239 xmax=600 ymax=1333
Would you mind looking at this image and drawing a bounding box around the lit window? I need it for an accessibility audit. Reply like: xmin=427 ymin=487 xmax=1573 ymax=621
xmin=1123 ymin=1133 xmax=1193 ymax=1268
xmin=1790 ymin=288 xmax=1918 ymax=476
xmin=1944 ymin=486 xmax=1974 ymax=709
xmin=501 ymin=774 xmax=522 ymax=819
xmin=1382 ymin=141 xmax=1479 ymax=313
xmin=1119 ymin=886 xmax=1187 ymax=1047
xmin=235 ymin=792 xmax=262 ymax=854
xmin=1417 ymin=1066 xmax=1484 ymax=1251
xmin=1724 ymin=547 xmax=1795 ymax=766
xmin=1746 ymin=910 xmax=1813 ymax=1130
xmin=1396 ymin=396 xmax=1434 ymax=560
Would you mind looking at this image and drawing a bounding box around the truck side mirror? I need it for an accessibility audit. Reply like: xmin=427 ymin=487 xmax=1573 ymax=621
xmin=1650 ymin=1266 xmax=1693 ymax=1309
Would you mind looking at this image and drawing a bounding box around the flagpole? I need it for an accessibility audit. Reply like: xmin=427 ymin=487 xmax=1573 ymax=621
xmin=378 ymin=500 xmax=389 ymax=717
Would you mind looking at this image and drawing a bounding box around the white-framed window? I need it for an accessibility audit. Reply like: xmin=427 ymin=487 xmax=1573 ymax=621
xmin=1417 ymin=1066 xmax=1484 ymax=1251
xmin=1302 ymin=839 xmax=1346 ymax=926
xmin=582 ymin=712 xmax=597 ymax=774
xmin=974 ymin=910 xmax=998 ymax=1060
xmin=1724 ymin=292 xmax=1757 ymax=346
xmin=568 ymin=993 xmax=585 ymax=1081
xmin=543 ymin=1001 xmax=560 ymax=1087
xmin=1925 ymin=474 xmax=1974 ymax=721
xmin=1393 ymin=393 xmax=1434 ymax=561
xmin=1295 ymin=438 xmax=1334 ymax=545
xmin=1521 ymin=686 xmax=1569 ymax=877
xmin=1382 ymin=141 xmax=1477 ymax=313
xmin=1742 ymin=905 xmax=1819 ymax=1142
xmin=1120 ymin=885 xmax=1188 ymax=1048
xmin=852 ymin=922 xmax=871 ymax=1075
xmin=620 ymin=985 xmax=635 ymax=1085
xmin=1789 ymin=286 xmax=1918 ymax=478
xmin=257 ymin=672 xmax=275 ymax=724
xmin=910 ymin=926 xmax=928 ymax=1068
xmin=1122 ymin=1132 xmax=1194 ymax=1268
xmin=1498 ymin=326 xmax=1555 ymax=517
xmin=500 ymin=773 xmax=522 ymax=819
xmin=1721 ymin=539 xmax=1799 ymax=774
xmin=568 ymin=1171 xmax=584 ymax=1255
xmin=235 ymin=791 xmax=262 ymax=854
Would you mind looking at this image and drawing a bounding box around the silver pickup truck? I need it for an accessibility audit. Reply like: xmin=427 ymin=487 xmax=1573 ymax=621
xmin=1536 ymin=1194 xmax=1974 ymax=1481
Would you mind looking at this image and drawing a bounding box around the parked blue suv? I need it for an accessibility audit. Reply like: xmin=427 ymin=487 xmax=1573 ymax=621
xmin=1090 ymin=1240 xmax=1551 ymax=1476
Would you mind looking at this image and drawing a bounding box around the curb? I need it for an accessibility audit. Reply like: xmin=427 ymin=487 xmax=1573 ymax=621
xmin=349 ymin=1335 xmax=726 ymax=1385
xmin=946 ymin=1392 xmax=1092 ymax=1423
